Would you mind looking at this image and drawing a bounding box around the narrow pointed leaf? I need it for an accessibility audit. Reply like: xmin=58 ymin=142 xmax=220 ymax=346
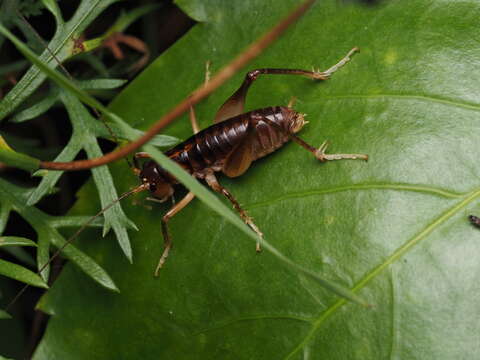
xmin=0 ymin=237 xmax=37 ymax=247
xmin=10 ymin=94 xmax=58 ymax=123
xmin=0 ymin=259 xmax=48 ymax=288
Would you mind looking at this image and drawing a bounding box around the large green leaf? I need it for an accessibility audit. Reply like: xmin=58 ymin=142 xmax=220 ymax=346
xmin=34 ymin=0 xmax=480 ymax=359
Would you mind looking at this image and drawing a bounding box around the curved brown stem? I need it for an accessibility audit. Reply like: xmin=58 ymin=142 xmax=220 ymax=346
xmin=39 ymin=0 xmax=315 ymax=171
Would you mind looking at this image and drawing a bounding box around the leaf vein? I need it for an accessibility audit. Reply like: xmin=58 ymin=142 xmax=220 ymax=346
xmin=322 ymin=94 xmax=480 ymax=112
xmin=284 ymin=188 xmax=480 ymax=359
xmin=247 ymin=183 xmax=464 ymax=210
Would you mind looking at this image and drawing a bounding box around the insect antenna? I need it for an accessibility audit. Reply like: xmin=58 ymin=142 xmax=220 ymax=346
xmin=6 ymin=183 xmax=149 ymax=312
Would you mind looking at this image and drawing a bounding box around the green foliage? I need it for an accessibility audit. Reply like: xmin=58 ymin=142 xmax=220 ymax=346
xmin=0 ymin=0 xmax=169 ymax=315
xmin=1 ymin=0 xmax=479 ymax=358
xmin=26 ymin=0 xmax=480 ymax=359
xmin=0 ymin=0 xmax=120 ymax=119
xmin=0 ymin=179 xmax=115 ymax=289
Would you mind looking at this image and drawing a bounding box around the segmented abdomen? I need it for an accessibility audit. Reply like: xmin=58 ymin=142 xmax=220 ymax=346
xmin=165 ymin=106 xmax=300 ymax=177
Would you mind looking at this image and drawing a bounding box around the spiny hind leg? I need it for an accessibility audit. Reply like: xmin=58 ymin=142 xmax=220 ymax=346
xmin=214 ymin=47 xmax=359 ymax=123
xmin=205 ymin=172 xmax=263 ymax=252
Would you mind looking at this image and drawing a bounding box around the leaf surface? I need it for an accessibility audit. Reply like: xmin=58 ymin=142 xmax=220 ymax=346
xmin=35 ymin=1 xmax=480 ymax=359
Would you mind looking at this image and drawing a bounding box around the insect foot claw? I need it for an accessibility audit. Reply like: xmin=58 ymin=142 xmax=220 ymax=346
xmin=243 ymin=216 xmax=263 ymax=252
xmin=314 ymin=140 xmax=330 ymax=162
xmin=314 ymin=140 xmax=368 ymax=162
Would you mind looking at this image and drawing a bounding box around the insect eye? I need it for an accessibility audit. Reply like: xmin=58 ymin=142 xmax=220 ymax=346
xmin=149 ymin=183 xmax=157 ymax=192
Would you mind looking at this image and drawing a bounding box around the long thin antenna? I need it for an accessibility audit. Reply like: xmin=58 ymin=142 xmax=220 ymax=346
xmin=6 ymin=183 xmax=148 ymax=312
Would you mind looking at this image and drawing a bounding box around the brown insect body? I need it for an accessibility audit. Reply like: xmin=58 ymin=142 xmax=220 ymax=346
xmin=139 ymin=106 xmax=305 ymax=199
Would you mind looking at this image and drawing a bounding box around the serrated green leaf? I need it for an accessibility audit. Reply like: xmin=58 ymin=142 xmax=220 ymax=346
xmin=26 ymin=136 xmax=82 ymax=205
xmin=0 ymin=0 xmax=120 ymax=120
xmin=0 ymin=259 xmax=48 ymax=288
xmin=10 ymin=93 xmax=58 ymax=123
xmin=0 ymin=25 xmax=140 ymax=261
xmin=60 ymin=91 xmax=136 ymax=262
xmin=0 ymin=24 xmax=140 ymax=140
xmin=0 ymin=179 xmax=118 ymax=291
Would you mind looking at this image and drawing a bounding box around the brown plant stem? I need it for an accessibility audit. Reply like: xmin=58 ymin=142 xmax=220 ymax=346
xmin=40 ymin=0 xmax=315 ymax=171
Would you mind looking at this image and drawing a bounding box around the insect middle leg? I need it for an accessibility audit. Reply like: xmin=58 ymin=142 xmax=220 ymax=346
xmin=205 ymin=172 xmax=263 ymax=252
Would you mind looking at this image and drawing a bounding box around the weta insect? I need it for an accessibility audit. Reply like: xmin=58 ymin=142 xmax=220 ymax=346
xmin=4 ymin=47 xmax=367 ymax=312
xmin=132 ymin=47 xmax=368 ymax=275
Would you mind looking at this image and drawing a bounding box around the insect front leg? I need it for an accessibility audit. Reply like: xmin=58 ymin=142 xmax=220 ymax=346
xmin=313 ymin=140 xmax=369 ymax=162
xmin=156 ymin=191 xmax=195 ymax=276
xmin=205 ymin=172 xmax=263 ymax=252
xmin=260 ymin=116 xmax=368 ymax=162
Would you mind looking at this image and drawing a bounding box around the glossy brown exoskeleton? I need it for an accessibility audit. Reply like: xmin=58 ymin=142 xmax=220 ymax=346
xmin=134 ymin=48 xmax=368 ymax=275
